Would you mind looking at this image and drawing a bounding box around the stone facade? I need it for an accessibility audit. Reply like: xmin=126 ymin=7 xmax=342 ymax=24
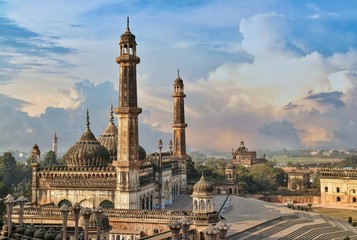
xmin=320 ymin=169 xmax=357 ymax=205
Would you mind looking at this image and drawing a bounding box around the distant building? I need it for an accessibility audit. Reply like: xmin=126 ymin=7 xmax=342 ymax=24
xmin=231 ymin=140 xmax=267 ymax=168
xmin=286 ymin=170 xmax=310 ymax=190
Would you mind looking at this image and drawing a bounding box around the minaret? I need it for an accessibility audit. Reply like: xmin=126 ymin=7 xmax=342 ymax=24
xmin=172 ymin=70 xmax=188 ymax=193
xmin=52 ymin=132 xmax=58 ymax=155
xmin=30 ymin=144 xmax=41 ymax=205
xmin=114 ymin=17 xmax=142 ymax=209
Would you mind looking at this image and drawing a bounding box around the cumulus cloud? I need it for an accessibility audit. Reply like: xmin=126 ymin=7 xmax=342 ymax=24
xmin=0 ymin=79 xmax=172 ymax=154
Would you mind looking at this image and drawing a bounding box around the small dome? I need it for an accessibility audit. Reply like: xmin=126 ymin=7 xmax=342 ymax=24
xmin=139 ymin=145 xmax=146 ymax=160
xmin=65 ymin=111 xmax=110 ymax=167
xmin=226 ymin=163 xmax=234 ymax=170
xmin=44 ymin=228 xmax=58 ymax=240
xmin=24 ymin=223 xmax=37 ymax=237
xmin=174 ymin=76 xmax=184 ymax=86
xmin=34 ymin=226 xmax=47 ymax=238
xmin=15 ymin=222 xmax=27 ymax=234
xmin=193 ymin=176 xmax=213 ymax=193
xmin=55 ymin=231 xmax=70 ymax=240
xmin=120 ymin=17 xmax=136 ymax=44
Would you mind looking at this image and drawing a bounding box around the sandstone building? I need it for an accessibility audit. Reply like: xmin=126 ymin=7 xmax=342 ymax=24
xmin=15 ymin=18 xmax=220 ymax=239
xmin=231 ymin=140 xmax=266 ymax=168
xmin=320 ymin=168 xmax=357 ymax=205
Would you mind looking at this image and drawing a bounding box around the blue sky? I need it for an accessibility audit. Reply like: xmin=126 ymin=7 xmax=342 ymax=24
xmin=1 ymin=0 xmax=357 ymax=153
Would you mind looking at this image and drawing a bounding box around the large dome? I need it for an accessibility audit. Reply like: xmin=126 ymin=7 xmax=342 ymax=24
xmin=65 ymin=111 xmax=110 ymax=167
xmin=193 ymin=176 xmax=213 ymax=193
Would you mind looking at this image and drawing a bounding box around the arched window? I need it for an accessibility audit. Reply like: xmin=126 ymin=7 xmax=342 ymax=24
xmin=194 ymin=199 xmax=198 ymax=210
xmin=229 ymin=188 xmax=233 ymax=194
xmin=353 ymin=197 xmax=356 ymax=203
xmin=337 ymin=196 xmax=341 ymax=202
xmin=200 ymin=200 xmax=205 ymax=210
xmin=150 ymin=195 xmax=153 ymax=210
xmin=99 ymin=200 xmax=114 ymax=209
xmin=58 ymin=199 xmax=72 ymax=208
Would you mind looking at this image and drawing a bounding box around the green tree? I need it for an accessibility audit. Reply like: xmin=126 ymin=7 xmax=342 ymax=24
xmin=0 ymin=152 xmax=17 ymax=188
xmin=41 ymin=150 xmax=58 ymax=167
xmin=249 ymin=164 xmax=285 ymax=192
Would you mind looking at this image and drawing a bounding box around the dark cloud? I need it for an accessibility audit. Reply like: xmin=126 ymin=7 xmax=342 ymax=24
xmin=257 ymin=120 xmax=302 ymax=149
xmin=284 ymin=102 xmax=298 ymax=110
xmin=0 ymin=79 xmax=171 ymax=154
xmin=306 ymin=91 xmax=345 ymax=108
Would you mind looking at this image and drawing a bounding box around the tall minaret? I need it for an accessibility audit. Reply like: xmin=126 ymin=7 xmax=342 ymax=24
xmin=52 ymin=132 xmax=58 ymax=155
xmin=172 ymin=70 xmax=188 ymax=193
xmin=114 ymin=17 xmax=142 ymax=209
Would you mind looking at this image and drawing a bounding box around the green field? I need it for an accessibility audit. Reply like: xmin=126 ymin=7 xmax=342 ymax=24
xmin=269 ymin=155 xmax=342 ymax=164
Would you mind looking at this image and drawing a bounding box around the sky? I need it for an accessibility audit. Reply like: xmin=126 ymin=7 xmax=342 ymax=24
xmin=1 ymin=0 xmax=357 ymax=154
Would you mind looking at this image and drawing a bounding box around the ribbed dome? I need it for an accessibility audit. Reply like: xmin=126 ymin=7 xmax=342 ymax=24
xmin=44 ymin=228 xmax=58 ymax=240
xmin=98 ymin=106 xmax=118 ymax=160
xmin=139 ymin=145 xmax=146 ymax=160
xmin=15 ymin=222 xmax=27 ymax=234
xmin=193 ymin=176 xmax=213 ymax=193
xmin=34 ymin=226 xmax=47 ymax=238
xmin=24 ymin=224 xmax=37 ymax=237
xmin=65 ymin=111 xmax=110 ymax=167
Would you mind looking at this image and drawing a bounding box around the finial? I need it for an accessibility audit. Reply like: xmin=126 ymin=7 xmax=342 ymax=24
xmin=126 ymin=16 xmax=130 ymax=32
xmin=86 ymin=109 xmax=90 ymax=130
xmin=110 ymin=104 xmax=114 ymax=123
xmin=177 ymin=69 xmax=180 ymax=78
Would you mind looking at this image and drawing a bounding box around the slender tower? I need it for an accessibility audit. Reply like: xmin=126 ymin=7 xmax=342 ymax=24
xmin=114 ymin=17 xmax=142 ymax=209
xmin=172 ymin=70 xmax=188 ymax=193
xmin=52 ymin=132 xmax=58 ymax=155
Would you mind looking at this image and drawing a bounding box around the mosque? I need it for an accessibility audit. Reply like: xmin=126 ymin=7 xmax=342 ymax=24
xmin=6 ymin=18 xmax=221 ymax=239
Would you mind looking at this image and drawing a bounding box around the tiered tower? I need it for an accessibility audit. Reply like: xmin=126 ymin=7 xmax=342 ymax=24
xmin=114 ymin=17 xmax=142 ymax=209
xmin=172 ymin=70 xmax=188 ymax=193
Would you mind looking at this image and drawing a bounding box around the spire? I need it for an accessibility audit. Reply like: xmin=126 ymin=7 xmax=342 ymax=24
xmin=86 ymin=109 xmax=90 ymax=130
xmin=126 ymin=16 xmax=130 ymax=32
xmin=177 ymin=68 xmax=180 ymax=78
xmin=110 ymin=104 xmax=114 ymax=123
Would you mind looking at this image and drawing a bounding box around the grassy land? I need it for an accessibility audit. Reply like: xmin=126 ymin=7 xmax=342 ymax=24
xmin=311 ymin=207 xmax=357 ymax=222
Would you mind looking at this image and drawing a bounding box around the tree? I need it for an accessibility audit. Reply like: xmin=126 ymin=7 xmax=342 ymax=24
xmin=249 ymin=164 xmax=285 ymax=192
xmin=0 ymin=152 xmax=17 ymax=188
xmin=42 ymin=150 xmax=58 ymax=167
